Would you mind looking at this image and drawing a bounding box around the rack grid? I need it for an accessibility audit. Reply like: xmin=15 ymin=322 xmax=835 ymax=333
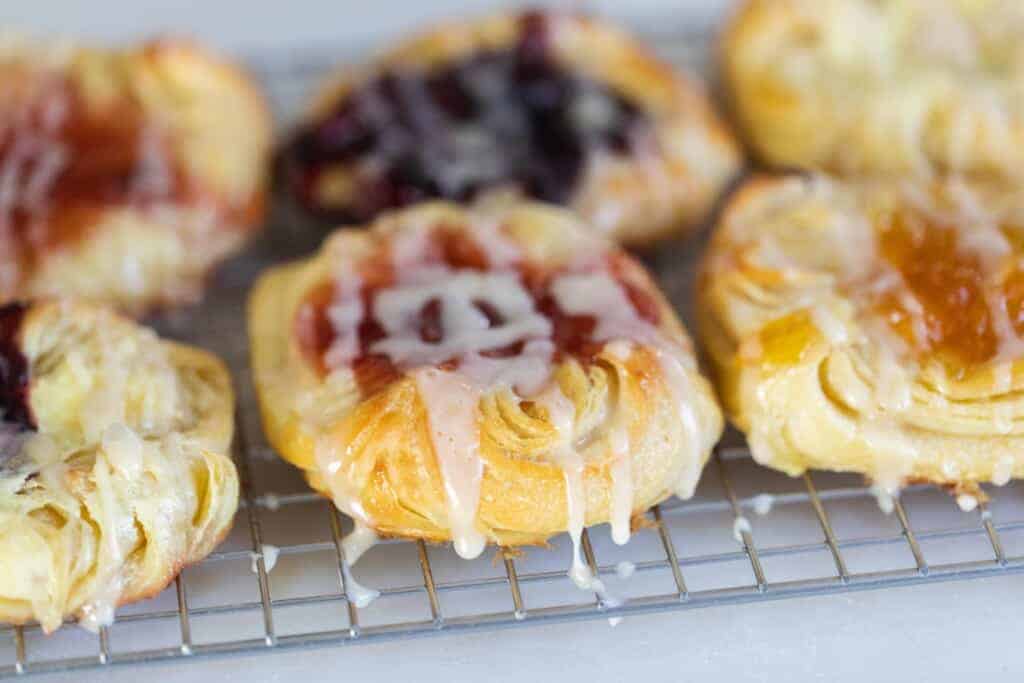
xmin=3 ymin=23 xmax=1024 ymax=678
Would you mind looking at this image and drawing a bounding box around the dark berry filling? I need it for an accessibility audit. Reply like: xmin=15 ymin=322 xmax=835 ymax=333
xmin=0 ymin=303 xmax=33 ymax=430
xmin=286 ymin=11 xmax=650 ymax=223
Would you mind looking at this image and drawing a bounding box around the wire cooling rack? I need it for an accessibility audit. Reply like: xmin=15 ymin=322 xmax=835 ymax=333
xmin=4 ymin=21 xmax=1024 ymax=679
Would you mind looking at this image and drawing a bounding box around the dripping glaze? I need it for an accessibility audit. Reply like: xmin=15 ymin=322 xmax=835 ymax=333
xmin=303 ymin=217 xmax=703 ymax=587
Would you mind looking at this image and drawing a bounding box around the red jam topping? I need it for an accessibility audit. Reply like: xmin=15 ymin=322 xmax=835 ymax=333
xmin=295 ymin=231 xmax=658 ymax=395
xmin=0 ymin=70 xmax=210 ymax=291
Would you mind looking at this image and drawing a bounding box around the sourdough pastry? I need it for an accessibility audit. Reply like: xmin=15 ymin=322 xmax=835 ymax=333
xmin=249 ymin=201 xmax=722 ymax=584
xmin=283 ymin=10 xmax=741 ymax=247
xmin=698 ymin=174 xmax=1024 ymax=502
xmin=723 ymin=0 xmax=1024 ymax=177
xmin=0 ymin=36 xmax=272 ymax=314
xmin=0 ymin=300 xmax=238 ymax=632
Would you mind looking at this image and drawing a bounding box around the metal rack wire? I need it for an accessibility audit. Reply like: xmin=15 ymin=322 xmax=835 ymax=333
xmin=3 ymin=22 xmax=1024 ymax=678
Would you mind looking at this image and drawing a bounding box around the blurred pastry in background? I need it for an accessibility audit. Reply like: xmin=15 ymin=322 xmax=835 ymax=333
xmin=722 ymin=0 xmax=1024 ymax=178
xmin=0 ymin=299 xmax=238 ymax=632
xmin=0 ymin=36 xmax=272 ymax=315
xmin=283 ymin=10 xmax=741 ymax=247
xmin=698 ymin=174 xmax=1024 ymax=504
xmin=248 ymin=200 xmax=722 ymax=583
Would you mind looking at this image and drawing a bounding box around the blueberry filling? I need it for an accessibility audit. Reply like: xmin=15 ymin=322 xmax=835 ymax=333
xmin=0 ymin=303 xmax=33 ymax=430
xmin=286 ymin=11 xmax=649 ymax=222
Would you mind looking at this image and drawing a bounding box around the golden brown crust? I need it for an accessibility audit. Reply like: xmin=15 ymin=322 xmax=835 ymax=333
xmin=295 ymin=11 xmax=741 ymax=247
xmin=0 ymin=36 xmax=272 ymax=315
xmin=698 ymin=173 xmax=1024 ymax=494
xmin=722 ymin=0 xmax=1024 ymax=177
xmin=249 ymin=200 xmax=723 ymax=549
xmin=0 ymin=300 xmax=238 ymax=632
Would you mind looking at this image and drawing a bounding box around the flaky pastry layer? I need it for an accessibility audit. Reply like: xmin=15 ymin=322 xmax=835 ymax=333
xmin=249 ymin=201 xmax=722 ymax=549
xmin=698 ymin=174 xmax=1024 ymax=495
xmin=0 ymin=300 xmax=238 ymax=632
xmin=723 ymin=0 xmax=1024 ymax=178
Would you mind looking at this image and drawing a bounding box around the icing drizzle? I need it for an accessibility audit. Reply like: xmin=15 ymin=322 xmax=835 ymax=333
xmin=307 ymin=215 xmax=703 ymax=586
xmin=733 ymin=177 xmax=1024 ymax=495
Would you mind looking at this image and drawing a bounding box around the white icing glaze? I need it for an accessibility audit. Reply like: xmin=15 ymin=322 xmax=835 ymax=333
xmin=323 ymin=263 xmax=365 ymax=369
xmin=550 ymin=272 xmax=646 ymax=343
xmin=340 ymin=521 xmax=380 ymax=609
xmin=78 ymin=431 xmax=134 ymax=633
xmin=415 ymin=368 xmax=487 ymax=560
xmin=608 ymin=423 xmax=632 ymax=546
xmin=992 ymin=455 xmax=1014 ymax=486
xmin=250 ymin=544 xmax=280 ymax=574
xmin=101 ymin=424 xmax=144 ymax=481
xmin=372 ymin=269 xmax=552 ymax=369
xmin=471 ymin=217 xmax=521 ymax=268
xmin=615 ymin=560 xmax=636 ymax=580
xmin=870 ymin=483 xmax=897 ymax=515
xmin=751 ymin=493 xmax=775 ymax=516
xmin=956 ymin=494 xmax=979 ymax=512
xmin=809 ymin=305 xmax=848 ymax=345
xmin=732 ymin=515 xmax=752 ymax=543
xmin=536 ymin=384 xmax=593 ymax=589
xmin=341 ymin=520 xmax=378 ymax=564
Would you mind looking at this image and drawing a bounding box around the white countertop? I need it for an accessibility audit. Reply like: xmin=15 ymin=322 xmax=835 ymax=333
xmin=3 ymin=1 xmax=1022 ymax=680
xmin=21 ymin=575 xmax=1023 ymax=683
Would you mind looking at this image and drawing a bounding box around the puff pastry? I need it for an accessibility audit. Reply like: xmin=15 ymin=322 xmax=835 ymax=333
xmin=723 ymin=0 xmax=1024 ymax=177
xmin=698 ymin=174 xmax=1024 ymax=502
xmin=0 ymin=36 xmax=272 ymax=314
xmin=0 ymin=299 xmax=238 ymax=632
xmin=249 ymin=201 xmax=722 ymax=586
xmin=283 ymin=10 xmax=740 ymax=247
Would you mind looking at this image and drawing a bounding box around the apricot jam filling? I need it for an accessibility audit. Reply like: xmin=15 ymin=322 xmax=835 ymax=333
xmin=863 ymin=210 xmax=1024 ymax=370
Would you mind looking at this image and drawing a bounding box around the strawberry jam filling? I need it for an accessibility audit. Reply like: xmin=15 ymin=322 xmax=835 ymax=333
xmin=0 ymin=68 xmax=243 ymax=293
xmin=285 ymin=11 xmax=650 ymax=223
xmin=296 ymin=230 xmax=658 ymax=396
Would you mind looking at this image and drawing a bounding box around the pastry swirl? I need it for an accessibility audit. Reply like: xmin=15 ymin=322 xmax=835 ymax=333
xmin=0 ymin=300 xmax=238 ymax=632
xmin=284 ymin=10 xmax=740 ymax=246
xmin=249 ymin=201 xmax=722 ymax=576
xmin=723 ymin=0 xmax=1024 ymax=178
xmin=698 ymin=174 xmax=1024 ymax=497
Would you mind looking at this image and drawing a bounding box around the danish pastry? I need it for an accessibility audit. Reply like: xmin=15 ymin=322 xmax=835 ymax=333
xmin=0 ymin=299 xmax=238 ymax=632
xmin=698 ymin=174 xmax=1024 ymax=500
xmin=723 ymin=0 xmax=1024 ymax=178
xmin=0 ymin=36 xmax=272 ymax=314
xmin=249 ymin=201 xmax=722 ymax=585
xmin=283 ymin=10 xmax=740 ymax=247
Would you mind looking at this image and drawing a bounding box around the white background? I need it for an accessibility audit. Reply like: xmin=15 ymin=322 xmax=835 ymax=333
xmin=2 ymin=1 xmax=1022 ymax=681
